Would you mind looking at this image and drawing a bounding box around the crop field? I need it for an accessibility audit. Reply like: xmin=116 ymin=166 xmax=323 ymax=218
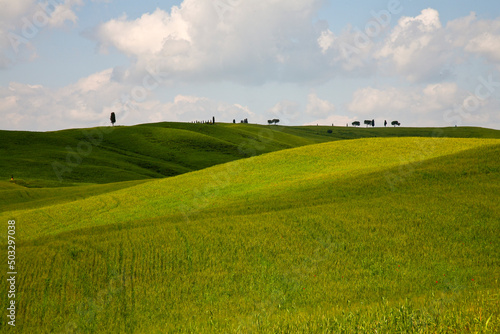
xmin=0 ymin=124 xmax=499 ymax=333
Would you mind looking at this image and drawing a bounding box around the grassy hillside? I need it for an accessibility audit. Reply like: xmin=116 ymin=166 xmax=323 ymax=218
xmin=1 ymin=123 xmax=499 ymax=188
xmin=0 ymin=179 xmax=148 ymax=213
xmin=282 ymin=125 xmax=500 ymax=141
xmin=1 ymin=137 xmax=499 ymax=333
xmin=0 ymin=123 xmax=325 ymax=187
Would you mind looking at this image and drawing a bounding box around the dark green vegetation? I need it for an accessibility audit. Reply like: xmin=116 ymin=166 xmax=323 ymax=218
xmin=0 ymin=123 xmax=499 ymax=333
xmin=1 ymin=122 xmax=499 ymax=188
xmin=0 ymin=122 xmax=331 ymax=187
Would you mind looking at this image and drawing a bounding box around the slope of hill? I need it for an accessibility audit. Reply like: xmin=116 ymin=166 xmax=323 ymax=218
xmin=1 ymin=137 xmax=499 ymax=332
xmin=0 ymin=123 xmax=326 ymax=187
xmin=0 ymin=179 xmax=148 ymax=212
xmin=1 ymin=123 xmax=499 ymax=188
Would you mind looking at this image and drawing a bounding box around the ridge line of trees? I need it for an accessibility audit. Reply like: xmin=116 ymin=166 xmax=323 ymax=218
xmin=351 ymin=120 xmax=400 ymax=127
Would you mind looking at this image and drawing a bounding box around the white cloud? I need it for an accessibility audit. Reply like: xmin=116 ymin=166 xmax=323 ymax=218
xmin=0 ymin=69 xmax=124 ymax=130
xmin=0 ymin=68 xmax=256 ymax=130
xmin=316 ymin=8 xmax=500 ymax=83
xmin=0 ymin=0 xmax=82 ymax=68
xmin=347 ymin=83 xmax=460 ymax=115
xmin=89 ymin=4 xmax=500 ymax=90
xmin=95 ymin=10 xmax=187 ymax=56
xmin=375 ymin=8 xmax=451 ymax=82
xmin=267 ymin=100 xmax=302 ymax=125
xmin=0 ymin=0 xmax=35 ymax=67
xmin=0 ymin=0 xmax=35 ymax=21
xmin=348 ymin=86 xmax=410 ymax=116
xmin=448 ymin=13 xmax=500 ymax=63
xmin=267 ymin=94 xmax=340 ymax=125
xmin=46 ymin=0 xmax=83 ymax=28
xmin=315 ymin=24 xmax=378 ymax=73
xmin=464 ymin=33 xmax=500 ymax=63
xmin=3 ymin=4 xmax=500 ymax=131
xmin=305 ymin=93 xmax=354 ymax=126
xmin=317 ymin=29 xmax=334 ymax=54
xmin=346 ymin=82 xmax=500 ymax=128
xmin=93 ymin=0 xmax=327 ymax=84
xmin=147 ymin=95 xmax=254 ymax=124
xmin=305 ymin=93 xmax=335 ymax=117
xmin=304 ymin=114 xmax=354 ymax=127
xmin=375 ymin=9 xmax=500 ymax=82
xmin=378 ymin=8 xmax=442 ymax=64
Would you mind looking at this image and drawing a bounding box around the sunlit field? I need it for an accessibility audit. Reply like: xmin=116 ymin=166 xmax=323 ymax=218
xmin=1 ymin=125 xmax=499 ymax=333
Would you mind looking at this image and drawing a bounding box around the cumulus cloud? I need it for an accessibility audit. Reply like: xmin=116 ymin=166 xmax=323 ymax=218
xmin=375 ymin=8 xmax=450 ymax=82
xmin=147 ymin=95 xmax=255 ymax=124
xmin=348 ymin=86 xmax=412 ymax=116
xmin=0 ymin=0 xmax=34 ymax=21
xmin=45 ymin=0 xmax=83 ymax=28
xmin=346 ymin=82 xmax=500 ymax=128
xmin=0 ymin=69 xmax=123 ymax=130
xmin=303 ymin=94 xmax=352 ymax=126
xmin=91 ymin=4 xmax=500 ymax=87
xmin=347 ymin=83 xmax=460 ymax=115
xmin=317 ymin=8 xmax=500 ymax=83
xmin=304 ymin=114 xmax=354 ymax=127
xmin=0 ymin=68 xmax=255 ymax=131
xmin=449 ymin=13 xmax=500 ymax=63
xmin=266 ymin=94 xmax=342 ymax=125
xmin=93 ymin=0 xmax=327 ymax=84
xmin=315 ymin=25 xmax=379 ymax=74
xmin=0 ymin=0 xmax=34 ymax=67
xmin=305 ymin=93 xmax=335 ymax=117
xmin=317 ymin=29 xmax=335 ymax=54
xmin=464 ymin=33 xmax=500 ymax=63
xmin=3 ymin=3 xmax=500 ymax=131
xmin=267 ymin=100 xmax=302 ymax=125
xmin=377 ymin=9 xmax=500 ymax=81
xmin=0 ymin=0 xmax=82 ymax=67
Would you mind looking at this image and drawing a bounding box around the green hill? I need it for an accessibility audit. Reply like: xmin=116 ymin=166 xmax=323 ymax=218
xmin=1 ymin=123 xmax=499 ymax=188
xmin=1 ymin=136 xmax=499 ymax=333
xmin=0 ymin=123 xmax=326 ymax=188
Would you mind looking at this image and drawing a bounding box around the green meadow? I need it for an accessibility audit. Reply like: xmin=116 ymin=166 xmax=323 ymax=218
xmin=0 ymin=123 xmax=499 ymax=333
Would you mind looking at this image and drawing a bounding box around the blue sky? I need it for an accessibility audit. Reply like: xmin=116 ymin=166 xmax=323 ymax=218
xmin=1 ymin=0 xmax=500 ymax=131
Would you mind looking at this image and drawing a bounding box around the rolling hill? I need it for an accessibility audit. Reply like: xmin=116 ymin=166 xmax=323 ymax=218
xmin=0 ymin=122 xmax=330 ymax=188
xmin=1 ymin=122 xmax=499 ymax=188
xmin=1 ymin=133 xmax=499 ymax=333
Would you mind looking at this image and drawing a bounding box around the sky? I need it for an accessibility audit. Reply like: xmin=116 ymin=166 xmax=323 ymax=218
xmin=1 ymin=0 xmax=500 ymax=131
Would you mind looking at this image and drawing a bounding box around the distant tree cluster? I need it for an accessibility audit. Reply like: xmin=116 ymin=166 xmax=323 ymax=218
xmin=363 ymin=119 xmax=375 ymax=127
xmin=268 ymin=119 xmax=280 ymax=125
xmin=350 ymin=119 xmax=401 ymax=127
xmin=350 ymin=120 xmax=375 ymax=127
xmin=192 ymin=119 xmax=215 ymax=124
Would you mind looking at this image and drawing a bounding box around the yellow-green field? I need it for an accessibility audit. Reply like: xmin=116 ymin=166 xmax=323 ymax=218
xmin=1 ymin=130 xmax=500 ymax=332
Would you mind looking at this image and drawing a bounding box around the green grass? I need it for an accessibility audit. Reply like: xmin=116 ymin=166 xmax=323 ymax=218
xmin=1 ymin=122 xmax=499 ymax=187
xmin=0 ymin=179 xmax=148 ymax=212
xmin=1 ymin=134 xmax=499 ymax=333
xmin=0 ymin=123 xmax=328 ymax=187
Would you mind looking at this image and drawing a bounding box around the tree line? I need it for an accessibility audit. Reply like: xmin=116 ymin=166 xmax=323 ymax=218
xmin=109 ymin=112 xmax=401 ymax=128
xmin=351 ymin=120 xmax=401 ymax=127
